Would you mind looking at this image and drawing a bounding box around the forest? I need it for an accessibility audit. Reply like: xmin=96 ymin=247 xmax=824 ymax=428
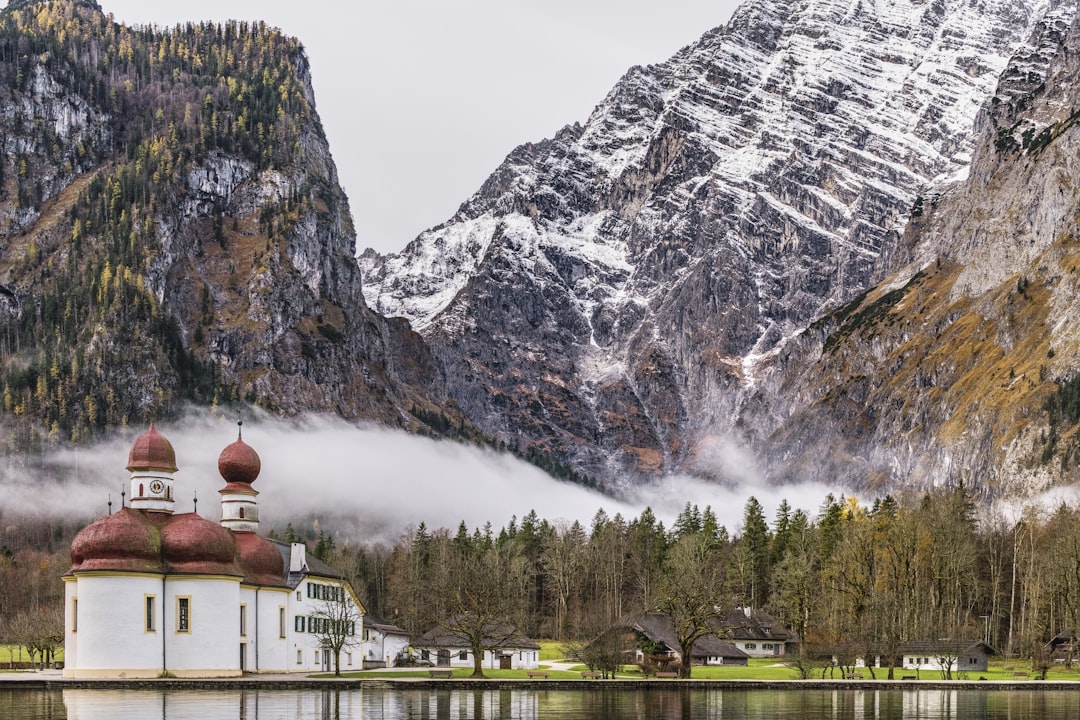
xmin=7 ymin=484 xmax=1080 ymax=672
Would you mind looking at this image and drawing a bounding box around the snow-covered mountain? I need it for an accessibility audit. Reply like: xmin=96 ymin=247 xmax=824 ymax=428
xmin=361 ymin=0 xmax=1068 ymax=487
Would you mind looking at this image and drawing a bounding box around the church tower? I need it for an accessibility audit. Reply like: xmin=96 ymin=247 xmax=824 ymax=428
xmin=127 ymin=423 xmax=177 ymax=514
xmin=218 ymin=423 xmax=261 ymax=533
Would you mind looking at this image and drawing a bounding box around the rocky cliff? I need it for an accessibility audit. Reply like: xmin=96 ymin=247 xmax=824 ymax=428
xmin=362 ymin=0 xmax=1060 ymax=488
xmin=0 ymin=0 xmax=452 ymax=450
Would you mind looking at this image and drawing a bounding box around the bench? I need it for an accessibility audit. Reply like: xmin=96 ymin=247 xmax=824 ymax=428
xmin=844 ymin=673 xmax=864 ymax=680
xmin=581 ymin=671 xmax=602 ymax=679
xmin=428 ymin=668 xmax=453 ymax=678
xmin=526 ymin=670 xmax=550 ymax=679
xmin=656 ymin=671 xmax=679 ymax=678
xmin=1013 ymin=672 xmax=1030 ymax=679
xmin=901 ymin=675 xmax=917 ymax=680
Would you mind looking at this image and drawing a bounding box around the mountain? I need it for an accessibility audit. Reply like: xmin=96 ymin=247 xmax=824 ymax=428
xmin=0 ymin=0 xmax=455 ymax=451
xmin=361 ymin=0 xmax=1063 ymax=488
xmin=758 ymin=0 xmax=1080 ymax=497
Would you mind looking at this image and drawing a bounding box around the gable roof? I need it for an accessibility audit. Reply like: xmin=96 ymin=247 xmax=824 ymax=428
xmin=711 ymin=607 xmax=797 ymax=642
xmin=269 ymin=539 xmax=343 ymax=588
xmin=364 ymin=616 xmax=408 ymax=637
xmin=416 ymin=616 xmax=539 ymax=651
xmin=630 ymin=613 xmax=748 ymax=660
xmin=898 ymin=640 xmax=996 ymax=656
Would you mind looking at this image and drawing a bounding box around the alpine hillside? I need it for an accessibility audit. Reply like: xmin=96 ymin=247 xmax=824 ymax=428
xmin=0 ymin=0 xmax=455 ymax=452
xmin=361 ymin=0 xmax=1065 ymax=489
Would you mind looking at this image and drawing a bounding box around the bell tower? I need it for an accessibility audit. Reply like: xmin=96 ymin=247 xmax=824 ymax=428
xmin=218 ymin=422 xmax=261 ymax=533
xmin=126 ymin=423 xmax=178 ymax=514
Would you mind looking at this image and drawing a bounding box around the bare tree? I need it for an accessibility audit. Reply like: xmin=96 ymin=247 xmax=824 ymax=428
xmin=309 ymin=585 xmax=362 ymax=676
xmin=656 ymin=533 xmax=726 ymax=678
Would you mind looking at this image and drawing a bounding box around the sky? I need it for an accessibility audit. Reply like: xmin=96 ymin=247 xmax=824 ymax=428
xmin=84 ymin=0 xmax=746 ymax=255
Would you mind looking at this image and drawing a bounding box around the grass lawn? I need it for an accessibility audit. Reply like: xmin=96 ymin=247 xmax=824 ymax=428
xmin=0 ymin=644 xmax=63 ymax=664
xmin=537 ymin=640 xmax=563 ymax=662
xmin=312 ymin=668 xmax=585 ymax=680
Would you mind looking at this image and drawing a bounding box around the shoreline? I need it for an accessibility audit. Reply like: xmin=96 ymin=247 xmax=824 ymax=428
xmin=4 ymin=672 xmax=1080 ymax=691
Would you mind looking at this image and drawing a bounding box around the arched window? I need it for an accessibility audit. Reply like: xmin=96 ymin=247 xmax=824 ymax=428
xmin=139 ymin=483 xmax=144 ymax=497
xmin=239 ymin=507 xmax=245 ymax=519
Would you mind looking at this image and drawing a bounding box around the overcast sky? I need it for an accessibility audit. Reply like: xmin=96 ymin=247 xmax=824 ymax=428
xmin=80 ymin=0 xmax=745 ymax=254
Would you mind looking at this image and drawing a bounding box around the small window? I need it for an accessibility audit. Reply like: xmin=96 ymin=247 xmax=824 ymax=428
xmin=315 ymin=649 xmax=320 ymax=663
xmin=297 ymin=649 xmax=303 ymax=665
xmin=459 ymin=651 xmax=468 ymax=661
xmin=145 ymin=595 xmax=156 ymax=632
xmin=295 ymin=615 xmax=306 ymax=633
xmin=347 ymin=651 xmax=352 ymax=666
xmin=177 ymin=597 xmax=191 ymax=633
xmin=279 ymin=607 xmax=287 ymax=639
xmin=297 ymin=590 xmax=302 ymax=601
xmin=72 ymin=597 xmax=78 ymax=633
xmin=421 ymin=650 xmax=430 ymax=661
xmin=240 ymin=604 xmax=247 ymax=637
xmin=745 ymin=643 xmax=756 ymax=650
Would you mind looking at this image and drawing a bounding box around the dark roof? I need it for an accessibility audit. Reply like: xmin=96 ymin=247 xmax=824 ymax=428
xmin=269 ymin=539 xmax=344 ymax=589
xmin=364 ymin=616 xmax=408 ymax=637
xmin=630 ymin=613 xmax=748 ymax=660
xmin=416 ymin=616 xmax=539 ymax=651
xmin=711 ymin=607 xmax=797 ymax=642
xmin=898 ymin=640 xmax=996 ymax=656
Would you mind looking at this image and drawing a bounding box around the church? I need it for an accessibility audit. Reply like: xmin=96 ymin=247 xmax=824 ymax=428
xmin=63 ymin=424 xmax=364 ymax=678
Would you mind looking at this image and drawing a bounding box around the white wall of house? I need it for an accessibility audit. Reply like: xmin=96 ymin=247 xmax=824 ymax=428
xmin=734 ymin=640 xmax=786 ymax=657
xmin=286 ymin=577 xmax=364 ymax=673
xmin=415 ymin=646 xmax=539 ymax=670
xmin=902 ymin=653 xmax=988 ymax=673
xmin=363 ymin=630 xmax=410 ymax=668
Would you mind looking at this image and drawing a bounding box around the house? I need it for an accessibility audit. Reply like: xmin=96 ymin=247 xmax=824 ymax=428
xmin=413 ymin=618 xmax=540 ymax=670
xmin=596 ymin=613 xmax=749 ymax=667
xmin=362 ymin=616 xmax=410 ymax=668
xmin=63 ymin=424 xmax=364 ymax=678
xmin=1045 ymin=630 xmax=1079 ymax=663
xmin=898 ymin=640 xmax=995 ymax=674
xmin=711 ymin=607 xmax=799 ymax=658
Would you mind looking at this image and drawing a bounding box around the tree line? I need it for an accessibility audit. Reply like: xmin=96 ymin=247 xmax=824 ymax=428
xmin=7 ymin=484 xmax=1080 ymax=671
xmin=314 ymin=486 xmax=1080 ymax=670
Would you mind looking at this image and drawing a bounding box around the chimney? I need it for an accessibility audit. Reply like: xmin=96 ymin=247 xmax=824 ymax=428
xmin=290 ymin=542 xmax=308 ymax=573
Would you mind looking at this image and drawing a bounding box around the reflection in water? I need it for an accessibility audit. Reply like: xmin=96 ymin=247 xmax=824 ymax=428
xmin=2 ymin=685 xmax=1080 ymax=719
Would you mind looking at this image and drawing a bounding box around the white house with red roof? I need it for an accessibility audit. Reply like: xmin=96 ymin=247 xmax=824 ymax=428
xmin=62 ymin=424 xmax=363 ymax=678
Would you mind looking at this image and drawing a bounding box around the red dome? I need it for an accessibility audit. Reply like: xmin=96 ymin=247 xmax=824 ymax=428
xmin=235 ymin=533 xmax=285 ymax=586
xmin=126 ymin=424 xmax=178 ymax=473
xmin=161 ymin=513 xmax=241 ymax=576
xmin=218 ymin=435 xmax=261 ymax=485
xmin=69 ymin=508 xmax=164 ymax=573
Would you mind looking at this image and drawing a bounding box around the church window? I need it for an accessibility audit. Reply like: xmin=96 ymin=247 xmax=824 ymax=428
xmin=177 ymin=597 xmax=191 ymax=633
xmin=145 ymin=595 xmax=156 ymax=632
xmin=239 ymin=507 xmax=245 ymax=519
xmin=240 ymin=604 xmax=247 ymax=637
xmin=279 ymin=607 xmax=286 ymax=638
xmin=72 ymin=597 xmax=77 ymax=632
xmin=139 ymin=483 xmax=144 ymax=496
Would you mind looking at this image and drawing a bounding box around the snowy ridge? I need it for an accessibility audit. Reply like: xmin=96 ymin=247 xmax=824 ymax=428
xmin=359 ymin=0 xmax=1064 ymax=483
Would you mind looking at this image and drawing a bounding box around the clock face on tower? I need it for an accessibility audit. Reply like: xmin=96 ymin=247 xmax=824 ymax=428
xmin=149 ymin=480 xmax=165 ymax=494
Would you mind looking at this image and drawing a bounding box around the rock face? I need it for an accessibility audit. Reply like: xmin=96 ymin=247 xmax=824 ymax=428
xmin=362 ymin=0 xmax=1057 ymax=486
xmin=0 ymin=0 xmax=450 ymax=449
xmin=757 ymin=0 xmax=1080 ymax=497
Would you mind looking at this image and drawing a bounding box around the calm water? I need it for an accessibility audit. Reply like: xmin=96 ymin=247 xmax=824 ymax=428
xmin=4 ymin=686 xmax=1080 ymax=719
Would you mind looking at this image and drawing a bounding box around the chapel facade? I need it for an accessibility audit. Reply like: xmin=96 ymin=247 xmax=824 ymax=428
xmin=63 ymin=424 xmax=363 ymax=678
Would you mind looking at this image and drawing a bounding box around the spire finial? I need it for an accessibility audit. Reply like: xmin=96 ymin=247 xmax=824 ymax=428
xmin=121 ymin=486 xmax=126 ymax=509
xmin=194 ymin=489 xmax=198 ymax=513
xmin=108 ymin=493 xmax=113 ymax=515
xmin=237 ymin=419 xmax=243 ymax=440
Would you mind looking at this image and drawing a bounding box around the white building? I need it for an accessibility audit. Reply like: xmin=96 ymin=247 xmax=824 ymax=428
xmin=362 ymin=616 xmax=411 ymax=668
xmin=414 ymin=618 xmax=540 ymax=670
xmin=63 ymin=424 xmax=363 ymax=678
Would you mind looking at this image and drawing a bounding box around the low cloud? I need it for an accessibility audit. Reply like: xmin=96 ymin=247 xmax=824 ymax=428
xmin=0 ymin=413 xmax=846 ymax=543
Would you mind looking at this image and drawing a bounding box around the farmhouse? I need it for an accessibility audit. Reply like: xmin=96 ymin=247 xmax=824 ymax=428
xmin=711 ymin=607 xmax=799 ymax=658
xmin=414 ymin=617 xmax=540 ymax=670
xmin=595 ymin=613 xmax=750 ymax=667
xmin=62 ymin=424 xmax=363 ymax=678
xmin=898 ymin=640 xmax=995 ymax=674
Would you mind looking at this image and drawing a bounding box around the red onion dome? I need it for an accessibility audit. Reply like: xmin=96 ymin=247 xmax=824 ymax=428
xmin=218 ymin=435 xmax=261 ymax=485
xmin=161 ymin=513 xmax=241 ymax=576
xmin=235 ymin=533 xmax=286 ymax=586
xmin=69 ymin=508 xmax=164 ymax=573
xmin=126 ymin=423 xmax=178 ymax=473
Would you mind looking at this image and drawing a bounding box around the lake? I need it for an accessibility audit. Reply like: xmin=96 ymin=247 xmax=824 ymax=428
xmin=4 ymin=685 xmax=1080 ymax=719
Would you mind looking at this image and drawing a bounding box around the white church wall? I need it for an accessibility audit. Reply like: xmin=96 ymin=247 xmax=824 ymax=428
xmin=163 ymin=577 xmax=242 ymax=677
